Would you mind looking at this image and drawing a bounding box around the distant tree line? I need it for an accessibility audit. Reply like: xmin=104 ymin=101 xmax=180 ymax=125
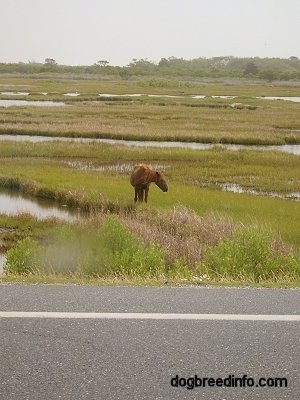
xmin=0 ymin=56 xmax=299 ymax=81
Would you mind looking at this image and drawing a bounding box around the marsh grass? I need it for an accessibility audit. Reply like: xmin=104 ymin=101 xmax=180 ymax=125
xmin=0 ymin=101 xmax=298 ymax=145
xmin=121 ymin=206 xmax=238 ymax=266
xmin=0 ymin=144 xmax=299 ymax=246
xmin=1 ymin=141 xmax=299 ymax=193
xmin=0 ymin=79 xmax=299 ymax=145
xmin=1 ymin=75 xmax=300 ymax=96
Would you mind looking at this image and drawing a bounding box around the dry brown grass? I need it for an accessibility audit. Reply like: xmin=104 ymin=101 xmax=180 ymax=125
xmin=1 ymin=97 xmax=299 ymax=144
xmin=121 ymin=205 xmax=239 ymax=267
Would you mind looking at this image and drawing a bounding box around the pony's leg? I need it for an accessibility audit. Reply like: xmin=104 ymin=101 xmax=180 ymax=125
xmin=138 ymin=188 xmax=143 ymax=202
xmin=144 ymin=186 xmax=149 ymax=203
xmin=134 ymin=188 xmax=138 ymax=202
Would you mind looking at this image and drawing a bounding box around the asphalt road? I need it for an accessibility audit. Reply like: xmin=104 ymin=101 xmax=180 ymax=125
xmin=0 ymin=284 xmax=299 ymax=400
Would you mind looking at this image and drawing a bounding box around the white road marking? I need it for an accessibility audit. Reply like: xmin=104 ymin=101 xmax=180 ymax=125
xmin=0 ymin=312 xmax=300 ymax=321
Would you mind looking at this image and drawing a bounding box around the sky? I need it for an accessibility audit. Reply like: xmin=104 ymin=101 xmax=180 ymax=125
xmin=1 ymin=0 xmax=299 ymax=66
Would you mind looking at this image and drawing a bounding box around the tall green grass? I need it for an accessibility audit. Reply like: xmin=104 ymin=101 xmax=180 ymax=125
xmin=199 ymin=226 xmax=299 ymax=282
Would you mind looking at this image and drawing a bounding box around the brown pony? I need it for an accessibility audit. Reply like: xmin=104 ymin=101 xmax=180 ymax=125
xmin=130 ymin=164 xmax=168 ymax=203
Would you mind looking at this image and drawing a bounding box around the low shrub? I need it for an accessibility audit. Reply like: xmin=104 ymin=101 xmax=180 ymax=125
xmin=4 ymin=237 xmax=41 ymax=275
xmin=198 ymin=227 xmax=300 ymax=281
xmin=86 ymin=214 xmax=166 ymax=277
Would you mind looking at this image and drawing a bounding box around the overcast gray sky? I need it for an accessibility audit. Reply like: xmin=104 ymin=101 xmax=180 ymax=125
xmin=1 ymin=0 xmax=299 ymax=66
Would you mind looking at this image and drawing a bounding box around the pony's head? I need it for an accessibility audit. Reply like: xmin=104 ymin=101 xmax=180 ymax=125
xmin=155 ymin=171 xmax=168 ymax=192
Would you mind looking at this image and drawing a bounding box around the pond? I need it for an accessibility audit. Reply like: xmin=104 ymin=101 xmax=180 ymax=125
xmin=0 ymin=134 xmax=299 ymax=155
xmin=1 ymin=92 xmax=30 ymax=96
xmin=256 ymin=96 xmax=300 ymax=103
xmin=0 ymin=100 xmax=66 ymax=107
xmin=220 ymin=183 xmax=300 ymax=201
xmin=0 ymin=189 xmax=78 ymax=222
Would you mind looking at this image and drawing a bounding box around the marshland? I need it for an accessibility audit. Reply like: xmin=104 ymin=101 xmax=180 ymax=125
xmin=0 ymin=66 xmax=299 ymax=286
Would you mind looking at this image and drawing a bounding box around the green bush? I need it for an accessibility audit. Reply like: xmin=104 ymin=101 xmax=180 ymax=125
xmin=92 ymin=214 xmax=166 ymax=277
xmin=4 ymin=237 xmax=41 ymax=275
xmin=130 ymin=242 xmax=165 ymax=276
xmin=199 ymin=227 xmax=300 ymax=281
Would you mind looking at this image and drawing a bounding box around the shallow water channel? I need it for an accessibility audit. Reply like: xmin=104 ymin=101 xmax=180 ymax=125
xmin=0 ymin=99 xmax=66 ymax=107
xmin=0 ymin=134 xmax=300 ymax=155
xmin=2 ymin=93 xmax=300 ymax=103
xmin=0 ymin=189 xmax=78 ymax=222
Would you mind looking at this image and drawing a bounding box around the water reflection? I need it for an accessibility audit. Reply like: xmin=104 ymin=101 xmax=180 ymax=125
xmin=0 ymin=100 xmax=66 ymax=107
xmin=1 ymin=92 xmax=300 ymax=103
xmin=0 ymin=189 xmax=78 ymax=222
xmin=98 ymin=93 xmax=300 ymax=102
xmin=256 ymin=96 xmax=300 ymax=103
xmin=64 ymin=93 xmax=80 ymax=97
xmin=0 ymin=134 xmax=299 ymax=155
xmin=220 ymin=183 xmax=300 ymax=201
xmin=1 ymin=92 xmax=30 ymax=96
